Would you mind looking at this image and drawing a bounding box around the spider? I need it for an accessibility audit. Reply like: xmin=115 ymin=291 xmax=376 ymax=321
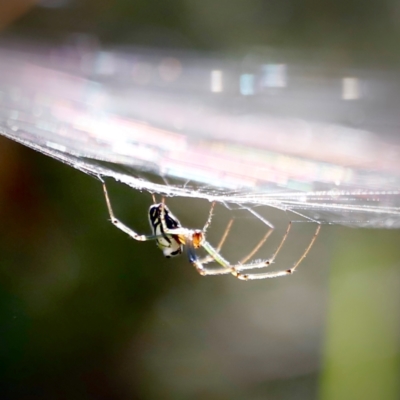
xmin=100 ymin=179 xmax=321 ymax=280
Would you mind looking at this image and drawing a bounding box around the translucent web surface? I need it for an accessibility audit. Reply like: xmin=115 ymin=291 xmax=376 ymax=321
xmin=1 ymin=39 xmax=400 ymax=228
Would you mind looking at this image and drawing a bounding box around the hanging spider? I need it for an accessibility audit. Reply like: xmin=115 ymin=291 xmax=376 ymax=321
xmin=100 ymin=179 xmax=320 ymax=280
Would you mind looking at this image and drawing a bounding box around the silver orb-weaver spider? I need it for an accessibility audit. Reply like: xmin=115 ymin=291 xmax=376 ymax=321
xmin=100 ymin=179 xmax=320 ymax=280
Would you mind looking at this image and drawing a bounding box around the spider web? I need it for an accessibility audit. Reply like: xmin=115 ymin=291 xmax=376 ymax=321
xmin=1 ymin=40 xmax=400 ymax=228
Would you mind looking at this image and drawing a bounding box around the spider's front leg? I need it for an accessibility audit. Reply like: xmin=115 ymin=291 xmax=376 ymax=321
xmin=232 ymin=223 xmax=321 ymax=280
xmin=189 ymin=239 xmax=241 ymax=277
xmin=187 ymin=242 xmax=235 ymax=276
xmin=232 ymin=268 xmax=293 ymax=280
xmin=101 ymin=180 xmax=158 ymax=242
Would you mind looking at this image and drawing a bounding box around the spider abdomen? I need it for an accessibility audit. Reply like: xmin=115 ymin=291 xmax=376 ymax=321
xmin=148 ymin=203 xmax=184 ymax=258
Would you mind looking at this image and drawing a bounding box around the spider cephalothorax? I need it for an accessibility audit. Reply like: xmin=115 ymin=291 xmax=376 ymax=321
xmin=101 ymin=178 xmax=320 ymax=280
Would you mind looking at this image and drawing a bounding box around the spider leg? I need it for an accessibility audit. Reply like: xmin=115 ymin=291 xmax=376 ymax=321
xmin=195 ymin=215 xmax=274 ymax=274
xmin=188 ymin=242 xmax=235 ymax=276
xmin=232 ymin=224 xmax=321 ymax=280
xmin=202 ymin=201 xmax=216 ymax=233
xmin=216 ymin=219 xmax=234 ymax=252
xmin=200 ymin=213 xmax=273 ymax=268
xmin=234 ymin=221 xmax=290 ymax=271
xmin=198 ymin=218 xmax=234 ymax=265
xmin=191 ymin=259 xmax=236 ymax=276
xmin=157 ymin=199 xmax=191 ymax=237
xmin=289 ymin=223 xmax=321 ymax=273
xmin=238 ymin=225 xmax=274 ymax=265
xmin=267 ymin=221 xmax=292 ymax=264
xmin=101 ymin=180 xmax=159 ymax=241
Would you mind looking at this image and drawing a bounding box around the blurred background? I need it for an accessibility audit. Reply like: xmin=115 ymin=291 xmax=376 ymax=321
xmin=1 ymin=1 xmax=400 ymax=399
